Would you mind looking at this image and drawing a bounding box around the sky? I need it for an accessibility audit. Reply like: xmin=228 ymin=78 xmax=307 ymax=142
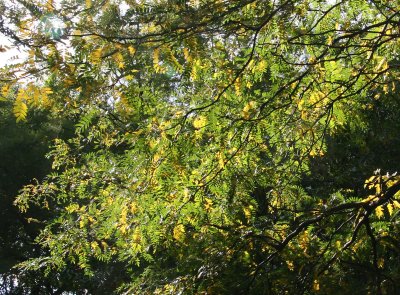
xmin=0 ymin=0 xmax=130 ymax=68
xmin=0 ymin=0 xmax=340 ymax=68
xmin=0 ymin=35 xmax=24 ymax=67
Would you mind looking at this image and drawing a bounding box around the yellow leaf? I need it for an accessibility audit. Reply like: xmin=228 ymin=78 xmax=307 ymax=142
xmin=364 ymin=175 xmax=377 ymax=189
xmin=234 ymin=78 xmax=241 ymax=96
xmin=313 ymin=280 xmax=320 ymax=291
xmin=64 ymin=78 xmax=75 ymax=86
xmin=132 ymin=228 xmax=141 ymax=243
xmin=376 ymin=184 xmax=381 ymax=194
xmin=193 ymin=115 xmax=207 ymax=129
xmin=217 ymin=152 xmax=225 ymax=168
xmin=297 ymin=99 xmax=305 ymax=111
xmin=204 ymin=198 xmax=213 ymax=211
xmin=1 ymin=85 xmax=10 ymax=97
xmin=128 ymin=46 xmax=136 ymax=55
xmin=377 ymin=258 xmax=384 ymax=269
xmin=120 ymin=225 xmax=127 ymax=234
xmin=85 ymin=0 xmax=92 ymax=8
xmin=118 ymin=61 xmax=125 ymax=69
xmin=101 ymin=241 xmax=108 ymax=250
xmin=256 ymin=60 xmax=267 ymax=73
xmin=362 ymin=195 xmax=378 ymax=203
xmin=243 ymin=205 xmax=253 ymax=219
xmin=183 ymin=188 xmax=190 ymax=202
xmin=242 ymin=101 xmax=256 ymax=119
xmin=335 ymin=240 xmax=341 ymax=249
xmin=66 ymin=204 xmax=79 ymax=213
xmin=190 ymin=59 xmax=202 ymax=81
xmin=299 ymin=230 xmax=309 ymax=251
xmin=309 ymin=149 xmax=318 ymax=157
xmin=386 ymin=179 xmax=397 ymax=188
xmin=393 ymin=200 xmax=400 ymax=209
xmin=153 ymin=153 xmax=161 ymax=164
xmin=183 ymin=47 xmax=191 ymax=62
xmin=286 ymin=260 xmax=294 ymax=271
xmin=153 ymin=48 xmax=165 ymax=73
xmin=46 ymin=0 xmax=54 ymax=11
xmin=43 ymin=87 xmax=53 ymax=94
xmin=114 ymin=52 xmax=125 ymax=69
xmin=173 ymin=224 xmax=185 ymax=241
xmin=91 ymin=241 xmax=100 ymax=252
xmin=91 ymin=48 xmax=103 ymax=63
xmin=327 ymin=36 xmax=333 ymax=46
xmin=383 ymin=84 xmax=389 ymax=94
xmin=13 ymin=95 xmax=28 ymax=122
xmin=119 ymin=207 xmax=128 ymax=226
xmin=130 ymin=202 xmax=138 ymax=214
xmin=375 ymin=205 xmax=384 ymax=219
xmin=387 ymin=203 xmax=394 ymax=216
xmin=131 ymin=242 xmax=142 ymax=253
xmin=374 ymin=57 xmax=387 ymax=72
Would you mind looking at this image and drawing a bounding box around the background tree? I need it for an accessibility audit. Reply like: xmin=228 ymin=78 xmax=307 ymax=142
xmin=0 ymin=98 xmax=64 ymax=293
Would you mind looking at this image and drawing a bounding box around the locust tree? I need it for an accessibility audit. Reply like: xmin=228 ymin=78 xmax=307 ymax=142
xmin=1 ymin=0 xmax=400 ymax=294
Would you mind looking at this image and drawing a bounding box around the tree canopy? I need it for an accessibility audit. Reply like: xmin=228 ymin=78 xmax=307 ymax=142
xmin=0 ymin=0 xmax=400 ymax=294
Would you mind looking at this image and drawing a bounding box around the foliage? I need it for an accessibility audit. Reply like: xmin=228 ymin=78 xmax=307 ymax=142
xmin=0 ymin=0 xmax=399 ymax=294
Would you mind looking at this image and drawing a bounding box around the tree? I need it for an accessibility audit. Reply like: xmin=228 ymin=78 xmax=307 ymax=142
xmin=1 ymin=0 xmax=399 ymax=293
xmin=302 ymin=86 xmax=400 ymax=295
xmin=0 ymin=99 xmax=69 ymax=294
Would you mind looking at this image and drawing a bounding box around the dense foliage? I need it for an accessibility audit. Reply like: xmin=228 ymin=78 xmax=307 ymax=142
xmin=0 ymin=0 xmax=399 ymax=294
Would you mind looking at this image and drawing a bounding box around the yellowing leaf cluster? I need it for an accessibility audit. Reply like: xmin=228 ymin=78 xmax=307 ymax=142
xmin=242 ymin=101 xmax=257 ymax=119
xmin=173 ymin=224 xmax=185 ymax=242
xmin=193 ymin=115 xmax=207 ymax=129
xmin=13 ymin=96 xmax=28 ymax=122
xmin=12 ymin=84 xmax=53 ymax=121
xmin=114 ymin=52 xmax=125 ymax=69
xmin=375 ymin=205 xmax=384 ymax=219
xmin=204 ymin=198 xmax=213 ymax=212
xmin=153 ymin=48 xmax=166 ymax=73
